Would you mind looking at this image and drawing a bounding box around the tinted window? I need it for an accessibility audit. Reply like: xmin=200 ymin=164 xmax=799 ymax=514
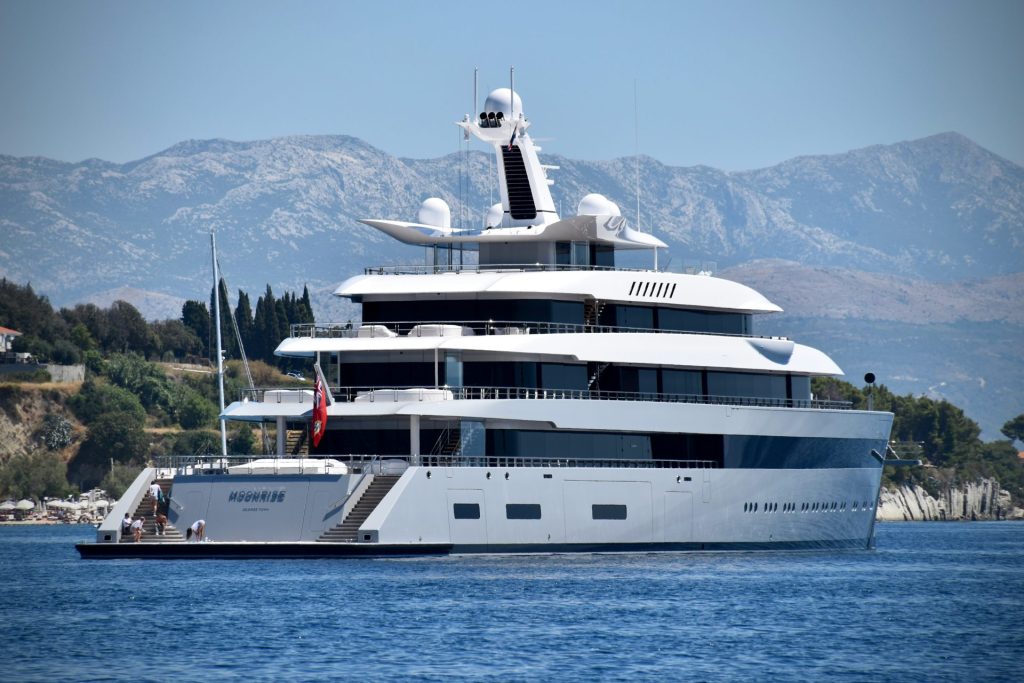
xmin=506 ymin=504 xmax=542 ymax=520
xmin=790 ymin=375 xmax=811 ymax=401
xmin=592 ymin=504 xmax=627 ymax=520
xmin=453 ymin=503 xmax=480 ymax=519
xmin=662 ymin=369 xmax=702 ymax=396
xmin=707 ymin=371 xmax=786 ymax=399
xmin=657 ymin=308 xmax=751 ymax=335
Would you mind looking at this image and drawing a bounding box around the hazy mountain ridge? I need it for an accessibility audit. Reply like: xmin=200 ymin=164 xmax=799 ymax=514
xmin=0 ymin=131 xmax=1021 ymax=437
xmin=1 ymin=130 xmax=1021 ymax=306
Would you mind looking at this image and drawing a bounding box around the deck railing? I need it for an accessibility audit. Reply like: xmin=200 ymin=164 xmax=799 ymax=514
xmin=152 ymin=453 xmax=717 ymax=474
xmin=288 ymin=319 xmax=775 ymax=340
xmin=240 ymin=384 xmax=853 ymax=411
xmin=361 ymin=260 xmax=717 ymax=276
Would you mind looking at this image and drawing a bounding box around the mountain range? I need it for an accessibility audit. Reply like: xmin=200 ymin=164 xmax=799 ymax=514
xmin=0 ymin=131 xmax=1021 ymax=437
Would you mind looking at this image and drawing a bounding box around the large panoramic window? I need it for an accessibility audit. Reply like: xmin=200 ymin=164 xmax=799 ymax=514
xmin=707 ymin=371 xmax=787 ymax=400
xmin=363 ymin=299 xmax=584 ymax=327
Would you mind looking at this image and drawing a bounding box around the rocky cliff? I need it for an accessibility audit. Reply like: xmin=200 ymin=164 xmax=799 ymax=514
xmin=877 ymin=479 xmax=1022 ymax=521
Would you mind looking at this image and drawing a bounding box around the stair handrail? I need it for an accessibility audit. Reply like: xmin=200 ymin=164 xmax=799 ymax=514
xmin=430 ymin=422 xmax=459 ymax=456
xmin=324 ymin=454 xmax=381 ymax=520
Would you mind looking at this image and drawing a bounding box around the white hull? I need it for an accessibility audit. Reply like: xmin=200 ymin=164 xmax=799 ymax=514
xmin=164 ymin=462 xmax=883 ymax=552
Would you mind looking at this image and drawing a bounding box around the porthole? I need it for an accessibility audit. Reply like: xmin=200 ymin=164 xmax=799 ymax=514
xmin=486 ymin=472 xmax=491 ymax=479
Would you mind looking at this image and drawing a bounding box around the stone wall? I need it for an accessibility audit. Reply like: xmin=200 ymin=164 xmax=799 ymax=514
xmin=45 ymin=364 xmax=85 ymax=383
xmin=877 ymin=479 xmax=1022 ymax=521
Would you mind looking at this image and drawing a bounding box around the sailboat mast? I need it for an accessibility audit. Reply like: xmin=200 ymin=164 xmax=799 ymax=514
xmin=210 ymin=230 xmax=228 ymax=457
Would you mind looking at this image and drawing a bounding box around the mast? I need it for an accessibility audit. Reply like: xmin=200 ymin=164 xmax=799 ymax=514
xmin=210 ymin=230 xmax=228 ymax=457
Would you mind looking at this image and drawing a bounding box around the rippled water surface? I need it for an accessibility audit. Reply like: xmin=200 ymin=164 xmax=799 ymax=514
xmin=1 ymin=523 xmax=1021 ymax=681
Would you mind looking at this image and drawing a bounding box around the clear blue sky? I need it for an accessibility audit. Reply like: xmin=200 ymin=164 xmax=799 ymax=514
xmin=1 ymin=0 xmax=1021 ymax=170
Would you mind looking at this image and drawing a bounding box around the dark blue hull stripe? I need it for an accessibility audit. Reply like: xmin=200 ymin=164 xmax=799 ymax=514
xmin=77 ymin=537 xmax=871 ymax=559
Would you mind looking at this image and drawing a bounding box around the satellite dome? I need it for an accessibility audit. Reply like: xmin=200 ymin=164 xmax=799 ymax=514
xmin=417 ymin=197 xmax=451 ymax=228
xmin=485 ymin=202 xmax=504 ymax=228
xmin=577 ymin=193 xmax=621 ymax=217
xmin=484 ymin=88 xmax=523 ymax=119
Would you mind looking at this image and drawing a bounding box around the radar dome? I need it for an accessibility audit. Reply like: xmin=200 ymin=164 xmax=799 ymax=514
xmin=417 ymin=197 xmax=451 ymax=228
xmin=577 ymin=193 xmax=621 ymax=217
xmin=484 ymin=88 xmax=523 ymax=119
xmin=485 ymin=202 xmax=504 ymax=228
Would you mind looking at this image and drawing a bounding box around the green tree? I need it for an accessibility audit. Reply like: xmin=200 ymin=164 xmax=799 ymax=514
xmin=149 ymin=319 xmax=202 ymax=360
xmin=173 ymin=385 xmax=218 ymax=429
xmin=0 ymin=279 xmax=67 ymax=344
xmin=104 ymin=353 xmax=171 ymax=411
xmin=0 ymin=449 xmax=73 ymax=500
xmin=1001 ymin=414 xmax=1024 ymax=446
xmin=234 ymin=290 xmax=254 ymax=358
xmin=209 ymin=279 xmax=237 ymax=359
xmin=228 ymin=425 xmax=255 ymax=455
xmin=50 ymin=339 xmax=81 ymax=365
xmin=104 ymin=300 xmax=151 ymax=355
xmin=99 ymin=463 xmax=142 ymax=500
xmin=181 ymin=300 xmax=211 ymax=359
xmin=69 ymin=322 xmax=97 ymax=352
xmin=61 ymin=304 xmax=109 ymax=350
xmin=68 ymin=413 xmax=149 ymax=490
xmin=68 ymin=380 xmax=146 ymax=426
xmin=173 ymin=430 xmax=220 ymax=455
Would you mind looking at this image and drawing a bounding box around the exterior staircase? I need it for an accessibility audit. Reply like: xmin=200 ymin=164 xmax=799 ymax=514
xmin=317 ymin=475 xmax=401 ymax=543
xmin=285 ymin=428 xmax=309 ymax=456
xmin=119 ymin=477 xmax=184 ymax=543
xmin=584 ymin=298 xmax=606 ymax=327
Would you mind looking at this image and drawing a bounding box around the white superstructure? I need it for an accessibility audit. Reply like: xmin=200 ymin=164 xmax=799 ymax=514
xmin=91 ymin=86 xmax=893 ymax=556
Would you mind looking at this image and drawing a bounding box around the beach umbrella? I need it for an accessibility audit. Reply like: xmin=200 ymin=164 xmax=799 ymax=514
xmin=93 ymin=499 xmax=110 ymax=509
xmin=47 ymin=501 xmax=71 ymax=509
xmin=15 ymin=500 xmax=35 ymax=511
xmin=0 ymin=501 xmax=15 ymax=511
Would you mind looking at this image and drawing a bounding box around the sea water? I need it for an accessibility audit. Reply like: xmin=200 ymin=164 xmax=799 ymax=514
xmin=1 ymin=522 xmax=1021 ymax=682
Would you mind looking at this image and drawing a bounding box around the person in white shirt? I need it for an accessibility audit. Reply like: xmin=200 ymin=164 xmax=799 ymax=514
xmin=187 ymin=519 xmax=205 ymax=542
xmin=149 ymin=482 xmax=162 ymax=514
xmin=130 ymin=516 xmax=145 ymax=542
xmin=120 ymin=513 xmax=132 ymax=538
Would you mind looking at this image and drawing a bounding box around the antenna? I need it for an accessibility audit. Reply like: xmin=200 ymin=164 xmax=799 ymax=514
xmin=510 ymin=66 xmax=515 ymax=119
xmin=473 ymin=67 xmax=478 ymax=122
xmin=210 ymin=229 xmax=227 ymax=457
xmin=634 ymin=80 xmax=657 ymax=271
xmin=634 ymin=79 xmax=640 ymax=234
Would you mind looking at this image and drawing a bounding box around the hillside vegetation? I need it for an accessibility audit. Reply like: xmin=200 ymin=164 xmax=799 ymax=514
xmin=0 ymin=280 xmax=310 ymax=499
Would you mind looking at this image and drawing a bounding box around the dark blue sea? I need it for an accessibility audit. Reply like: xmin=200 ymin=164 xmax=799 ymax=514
xmin=1 ymin=523 xmax=1021 ymax=682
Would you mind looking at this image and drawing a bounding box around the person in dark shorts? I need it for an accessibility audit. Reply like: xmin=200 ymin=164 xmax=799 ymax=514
xmin=154 ymin=512 xmax=168 ymax=536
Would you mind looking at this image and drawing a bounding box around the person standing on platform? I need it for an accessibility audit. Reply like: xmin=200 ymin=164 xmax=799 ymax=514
xmin=149 ymin=481 xmax=163 ymax=515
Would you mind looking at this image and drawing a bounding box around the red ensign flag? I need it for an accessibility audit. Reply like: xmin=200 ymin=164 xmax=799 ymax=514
xmin=311 ymin=374 xmax=327 ymax=448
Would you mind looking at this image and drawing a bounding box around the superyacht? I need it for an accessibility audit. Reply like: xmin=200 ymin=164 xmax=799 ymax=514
xmin=79 ymin=86 xmax=894 ymax=558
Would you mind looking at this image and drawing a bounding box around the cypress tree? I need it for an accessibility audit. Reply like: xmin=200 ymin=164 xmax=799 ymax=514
xmin=234 ymin=290 xmax=254 ymax=358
